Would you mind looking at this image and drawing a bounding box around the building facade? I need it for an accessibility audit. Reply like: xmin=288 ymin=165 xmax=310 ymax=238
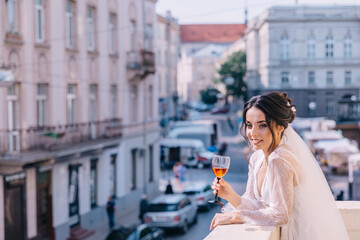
xmin=156 ymin=11 xmax=180 ymax=127
xmin=0 ymin=0 xmax=159 ymax=239
xmin=245 ymin=5 xmax=360 ymax=120
xmin=177 ymin=24 xmax=246 ymax=102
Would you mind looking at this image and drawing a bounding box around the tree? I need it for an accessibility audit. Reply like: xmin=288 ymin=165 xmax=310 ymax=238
xmin=217 ymin=50 xmax=247 ymax=101
xmin=200 ymin=88 xmax=220 ymax=104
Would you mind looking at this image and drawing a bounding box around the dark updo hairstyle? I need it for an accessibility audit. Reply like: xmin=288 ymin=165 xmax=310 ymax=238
xmin=240 ymin=91 xmax=296 ymax=155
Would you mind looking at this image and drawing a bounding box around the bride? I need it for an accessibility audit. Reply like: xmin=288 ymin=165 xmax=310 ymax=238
xmin=210 ymin=91 xmax=349 ymax=240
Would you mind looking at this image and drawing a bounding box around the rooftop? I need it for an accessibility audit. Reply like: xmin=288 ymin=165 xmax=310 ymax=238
xmin=180 ymin=24 xmax=246 ymax=43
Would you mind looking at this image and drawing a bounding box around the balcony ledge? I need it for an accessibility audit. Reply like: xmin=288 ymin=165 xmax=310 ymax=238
xmin=204 ymin=224 xmax=279 ymax=240
xmin=204 ymin=201 xmax=360 ymax=240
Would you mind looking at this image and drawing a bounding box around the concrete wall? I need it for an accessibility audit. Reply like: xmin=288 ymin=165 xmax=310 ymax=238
xmin=26 ymin=168 xmax=37 ymax=239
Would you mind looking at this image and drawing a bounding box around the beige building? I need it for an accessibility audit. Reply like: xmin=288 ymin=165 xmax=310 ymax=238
xmin=0 ymin=0 xmax=159 ymax=239
xmin=245 ymin=5 xmax=360 ymax=119
xmin=177 ymin=24 xmax=246 ymax=102
xmin=156 ymin=11 xmax=180 ymax=123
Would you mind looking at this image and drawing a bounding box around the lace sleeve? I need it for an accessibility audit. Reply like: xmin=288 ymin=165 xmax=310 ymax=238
xmin=222 ymin=151 xmax=263 ymax=213
xmin=240 ymin=157 xmax=295 ymax=226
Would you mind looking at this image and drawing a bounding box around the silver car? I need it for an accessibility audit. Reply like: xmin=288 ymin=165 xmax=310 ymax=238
xmin=144 ymin=194 xmax=198 ymax=233
xmin=183 ymin=182 xmax=213 ymax=211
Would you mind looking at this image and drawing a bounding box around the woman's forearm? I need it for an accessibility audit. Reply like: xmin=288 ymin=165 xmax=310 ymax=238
xmin=227 ymin=192 xmax=242 ymax=208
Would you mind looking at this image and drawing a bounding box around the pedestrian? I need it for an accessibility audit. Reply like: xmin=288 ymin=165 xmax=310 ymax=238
xmin=174 ymin=162 xmax=187 ymax=182
xmin=139 ymin=194 xmax=149 ymax=223
xmin=210 ymin=91 xmax=349 ymax=240
xmin=106 ymin=195 xmax=116 ymax=230
xmin=173 ymin=162 xmax=180 ymax=180
xmin=218 ymin=142 xmax=228 ymax=156
xmin=165 ymin=180 xmax=174 ymax=194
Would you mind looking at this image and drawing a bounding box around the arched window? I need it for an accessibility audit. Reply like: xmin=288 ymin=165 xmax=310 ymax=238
xmin=280 ymin=35 xmax=290 ymax=60
xmin=344 ymin=34 xmax=352 ymax=58
xmin=307 ymin=35 xmax=316 ymax=59
xmin=325 ymin=35 xmax=334 ymax=59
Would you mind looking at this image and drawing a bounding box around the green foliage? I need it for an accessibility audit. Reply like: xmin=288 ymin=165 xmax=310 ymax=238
xmin=217 ymin=50 xmax=247 ymax=99
xmin=200 ymin=88 xmax=220 ymax=104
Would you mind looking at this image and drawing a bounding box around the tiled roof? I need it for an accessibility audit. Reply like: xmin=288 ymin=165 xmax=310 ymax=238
xmin=180 ymin=24 xmax=246 ymax=43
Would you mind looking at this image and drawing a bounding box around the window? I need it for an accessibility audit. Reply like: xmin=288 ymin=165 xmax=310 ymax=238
xmin=326 ymin=100 xmax=335 ymax=115
xmin=109 ymin=14 xmax=116 ymax=54
xmin=307 ymin=36 xmax=316 ymax=59
xmin=345 ymin=71 xmax=352 ymax=85
xmin=35 ymin=0 xmax=45 ymax=42
xmin=144 ymin=24 xmax=153 ymax=50
xmin=87 ymin=7 xmax=95 ymax=51
xmin=7 ymin=85 xmax=19 ymax=152
xmin=66 ymin=1 xmax=75 ymax=48
xmin=326 ymin=71 xmax=333 ymax=86
xmin=110 ymin=85 xmax=117 ymax=119
xmin=90 ymin=159 xmax=97 ymax=208
xmin=149 ymin=145 xmax=153 ymax=182
xmin=37 ymin=83 xmax=48 ymax=127
xmin=344 ymin=34 xmax=352 ymax=58
xmin=110 ymin=154 xmax=117 ymax=197
xmin=89 ymin=84 xmax=97 ymax=139
xmin=130 ymin=21 xmax=136 ymax=52
xmin=131 ymin=149 xmax=137 ymax=190
xmin=7 ymin=0 xmax=17 ymax=33
xmin=67 ymin=84 xmax=77 ymax=124
xmin=148 ymin=85 xmax=153 ymax=119
xmin=281 ymin=72 xmax=289 ymax=86
xmin=130 ymin=85 xmax=138 ymax=121
xmin=280 ymin=35 xmax=290 ymax=60
xmin=89 ymin=84 xmax=97 ymax=122
xmin=308 ymin=71 xmax=315 ymax=86
xmin=325 ymin=35 xmax=334 ymax=59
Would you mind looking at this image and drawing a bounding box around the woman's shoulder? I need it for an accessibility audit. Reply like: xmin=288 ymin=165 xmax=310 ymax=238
xmin=269 ymin=144 xmax=301 ymax=178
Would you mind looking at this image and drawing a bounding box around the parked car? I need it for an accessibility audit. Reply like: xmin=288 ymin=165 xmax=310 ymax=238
xmin=105 ymin=224 xmax=164 ymax=240
xmin=126 ymin=224 xmax=164 ymax=240
xmin=211 ymin=105 xmax=229 ymax=114
xmin=144 ymin=194 xmax=198 ymax=233
xmin=183 ymin=182 xmax=213 ymax=211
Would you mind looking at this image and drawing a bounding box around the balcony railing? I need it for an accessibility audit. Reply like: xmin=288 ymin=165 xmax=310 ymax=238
xmin=126 ymin=50 xmax=155 ymax=81
xmin=204 ymin=201 xmax=360 ymax=240
xmin=0 ymin=118 xmax=122 ymax=155
xmin=141 ymin=49 xmax=155 ymax=73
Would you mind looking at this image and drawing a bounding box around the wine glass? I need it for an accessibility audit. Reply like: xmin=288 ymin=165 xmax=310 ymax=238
xmin=208 ymin=155 xmax=230 ymax=206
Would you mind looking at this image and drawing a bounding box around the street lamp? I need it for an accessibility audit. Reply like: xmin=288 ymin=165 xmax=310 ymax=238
xmin=224 ymin=76 xmax=234 ymax=104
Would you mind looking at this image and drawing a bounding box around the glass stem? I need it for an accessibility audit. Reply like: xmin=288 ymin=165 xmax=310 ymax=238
xmin=215 ymin=177 xmax=220 ymax=202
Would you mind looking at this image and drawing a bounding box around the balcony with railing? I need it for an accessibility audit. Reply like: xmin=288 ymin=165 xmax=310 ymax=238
xmin=0 ymin=118 xmax=122 ymax=158
xmin=126 ymin=49 xmax=155 ymax=81
xmin=204 ymin=201 xmax=360 ymax=240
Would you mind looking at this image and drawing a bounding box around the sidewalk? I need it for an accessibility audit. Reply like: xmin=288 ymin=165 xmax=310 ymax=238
xmin=87 ymin=201 xmax=142 ymax=240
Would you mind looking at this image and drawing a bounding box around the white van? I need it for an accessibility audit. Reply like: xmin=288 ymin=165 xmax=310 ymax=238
xmin=169 ymin=120 xmax=220 ymax=147
xmin=159 ymin=138 xmax=214 ymax=169
xmin=167 ymin=126 xmax=215 ymax=151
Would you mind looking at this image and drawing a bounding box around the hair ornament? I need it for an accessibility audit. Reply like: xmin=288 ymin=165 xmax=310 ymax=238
xmin=291 ymin=106 xmax=296 ymax=113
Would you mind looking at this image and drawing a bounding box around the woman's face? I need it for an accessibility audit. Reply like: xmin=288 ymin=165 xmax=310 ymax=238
xmin=245 ymin=107 xmax=283 ymax=154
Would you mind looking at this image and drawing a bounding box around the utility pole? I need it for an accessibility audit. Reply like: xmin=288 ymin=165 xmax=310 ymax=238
xmin=142 ymin=0 xmax=147 ymax=195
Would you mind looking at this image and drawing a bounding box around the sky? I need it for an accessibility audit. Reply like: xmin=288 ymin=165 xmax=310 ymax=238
xmin=156 ymin=0 xmax=360 ymax=24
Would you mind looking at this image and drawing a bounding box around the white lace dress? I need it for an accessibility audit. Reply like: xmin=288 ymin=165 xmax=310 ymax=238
xmin=222 ymin=141 xmax=349 ymax=240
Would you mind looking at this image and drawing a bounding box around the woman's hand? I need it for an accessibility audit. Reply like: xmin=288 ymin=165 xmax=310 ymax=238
xmin=210 ymin=212 xmax=244 ymax=230
xmin=211 ymin=177 xmax=236 ymax=201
